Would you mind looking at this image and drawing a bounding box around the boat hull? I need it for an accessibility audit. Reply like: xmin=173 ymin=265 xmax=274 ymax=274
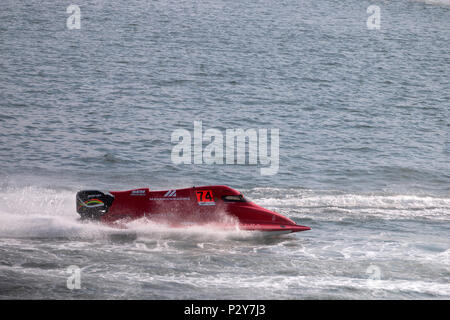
xmin=76 ymin=185 xmax=310 ymax=234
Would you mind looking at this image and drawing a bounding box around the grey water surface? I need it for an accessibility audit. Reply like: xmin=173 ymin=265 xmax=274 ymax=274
xmin=0 ymin=0 xmax=449 ymax=299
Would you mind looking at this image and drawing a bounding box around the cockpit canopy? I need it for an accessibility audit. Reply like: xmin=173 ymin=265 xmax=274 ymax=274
xmin=222 ymin=194 xmax=247 ymax=202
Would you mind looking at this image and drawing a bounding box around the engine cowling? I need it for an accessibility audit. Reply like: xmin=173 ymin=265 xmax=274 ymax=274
xmin=76 ymin=190 xmax=115 ymax=220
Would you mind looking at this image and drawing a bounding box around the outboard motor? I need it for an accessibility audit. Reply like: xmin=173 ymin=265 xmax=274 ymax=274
xmin=76 ymin=190 xmax=115 ymax=220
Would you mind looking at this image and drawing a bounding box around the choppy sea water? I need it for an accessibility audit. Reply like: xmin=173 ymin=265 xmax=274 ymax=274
xmin=0 ymin=0 xmax=449 ymax=299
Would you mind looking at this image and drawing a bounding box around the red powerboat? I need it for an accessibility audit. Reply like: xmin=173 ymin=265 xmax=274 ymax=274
xmin=76 ymin=185 xmax=310 ymax=235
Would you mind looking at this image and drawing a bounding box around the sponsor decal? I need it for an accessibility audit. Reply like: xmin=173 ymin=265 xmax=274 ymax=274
xmin=131 ymin=190 xmax=146 ymax=196
xmin=78 ymin=198 xmax=104 ymax=210
xmin=87 ymin=194 xmax=103 ymax=198
xmin=149 ymin=190 xmax=190 ymax=201
xmin=164 ymin=190 xmax=177 ymax=197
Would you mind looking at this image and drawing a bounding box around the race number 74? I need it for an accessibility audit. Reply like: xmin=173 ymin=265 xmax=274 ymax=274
xmin=196 ymin=190 xmax=214 ymax=203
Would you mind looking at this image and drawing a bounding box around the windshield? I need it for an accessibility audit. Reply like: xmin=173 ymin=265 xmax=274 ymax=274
xmin=222 ymin=194 xmax=247 ymax=202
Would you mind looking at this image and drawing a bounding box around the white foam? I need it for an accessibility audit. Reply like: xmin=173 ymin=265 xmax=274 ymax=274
xmin=252 ymin=192 xmax=450 ymax=221
xmin=0 ymin=186 xmax=112 ymax=239
xmin=0 ymin=185 xmax=448 ymax=239
xmin=0 ymin=186 xmax=255 ymax=240
xmin=413 ymin=0 xmax=450 ymax=5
